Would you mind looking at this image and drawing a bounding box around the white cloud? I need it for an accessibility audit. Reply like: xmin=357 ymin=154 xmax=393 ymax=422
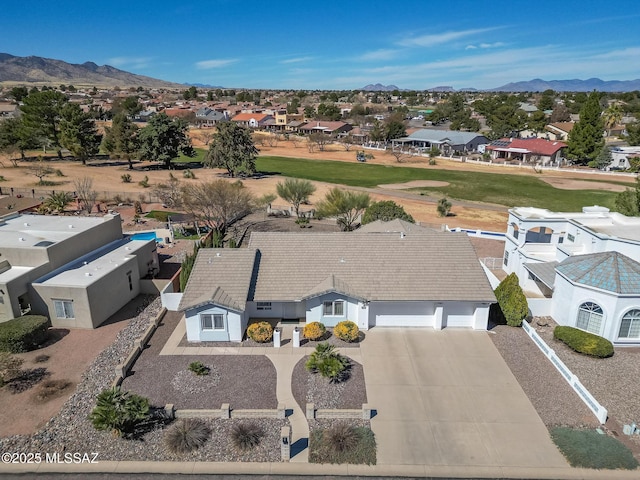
xmin=357 ymin=49 xmax=399 ymax=61
xmin=280 ymin=56 xmax=313 ymax=64
xmin=107 ymin=56 xmax=153 ymax=69
xmin=195 ymin=59 xmax=238 ymax=69
xmin=479 ymin=42 xmax=506 ymax=49
xmin=465 ymin=45 xmax=477 ymax=50
xmin=398 ymin=27 xmax=500 ymax=47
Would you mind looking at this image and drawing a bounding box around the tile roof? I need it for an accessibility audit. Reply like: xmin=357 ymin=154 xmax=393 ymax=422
xmin=231 ymin=113 xmax=272 ymax=122
xmin=524 ymin=261 xmax=559 ymax=289
xmin=404 ymin=129 xmax=489 ymax=146
xmin=248 ymin=231 xmax=495 ymax=302
xmin=556 ymin=252 xmax=640 ymax=294
xmin=358 ymin=219 xmax=437 ymax=234
xmin=178 ymin=249 xmax=257 ymax=312
xmin=487 ymin=138 xmax=566 ymax=156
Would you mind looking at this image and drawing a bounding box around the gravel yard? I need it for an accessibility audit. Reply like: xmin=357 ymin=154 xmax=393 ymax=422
xmin=490 ymin=323 xmax=599 ymax=428
xmin=0 ymin=297 xmax=284 ymax=461
xmin=534 ymin=317 xmax=640 ymax=427
xmin=291 ymin=356 xmax=367 ymax=410
xmin=122 ymin=354 xmax=278 ymax=409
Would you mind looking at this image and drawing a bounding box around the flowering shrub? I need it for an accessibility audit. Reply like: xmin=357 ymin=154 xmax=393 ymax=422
xmin=246 ymin=321 xmax=273 ymax=343
xmin=303 ymin=322 xmax=326 ymax=340
xmin=334 ymin=320 xmax=359 ymax=342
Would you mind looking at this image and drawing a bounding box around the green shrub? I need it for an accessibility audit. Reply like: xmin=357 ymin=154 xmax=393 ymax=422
xmin=303 ymin=321 xmax=326 ymax=340
xmin=494 ymin=273 xmax=528 ymax=327
xmin=138 ymin=175 xmax=150 ymax=188
xmin=188 ymin=361 xmax=209 ymax=376
xmin=306 ymin=342 xmax=350 ymax=382
xmin=183 ymin=169 xmax=196 ymax=179
xmin=246 ymin=321 xmax=273 ymax=343
xmin=89 ymin=387 xmax=150 ymax=437
xmin=310 ymin=425 xmax=376 ymax=465
xmin=230 ymin=422 xmax=264 ymax=451
xmin=554 ymin=326 xmax=614 ymax=358
xmin=164 ymin=418 xmax=210 ymax=454
xmin=334 ymin=320 xmax=359 ymax=342
xmin=121 ymin=174 xmax=132 ymax=183
xmin=0 ymin=315 xmax=51 ymax=353
xmin=551 ymin=427 xmax=638 ymax=469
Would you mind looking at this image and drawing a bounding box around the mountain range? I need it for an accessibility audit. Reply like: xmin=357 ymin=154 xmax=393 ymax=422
xmin=0 ymin=53 xmax=180 ymax=88
xmin=2 ymin=53 xmax=640 ymax=93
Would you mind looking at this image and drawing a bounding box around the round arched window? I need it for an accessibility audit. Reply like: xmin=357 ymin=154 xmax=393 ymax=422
xmin=619 ymin=309 xmax=640 ymax=339
xmin=576 ymin=302 xmax=603 ymax=334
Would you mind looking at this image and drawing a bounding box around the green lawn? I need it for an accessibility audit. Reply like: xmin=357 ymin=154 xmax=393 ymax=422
xmin=173 ymin=147 xmax=207 ymax=164
xmin=256 ymin=156 xmax=620 ymax=211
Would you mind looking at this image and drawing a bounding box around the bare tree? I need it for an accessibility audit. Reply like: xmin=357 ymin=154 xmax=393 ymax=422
xmin=390 ymin=146 xmax=411 ymax=163
xmin=339 ymin=134 xmax=355 ymax=151
xmin=308 ymin=132 xmax=331 ymax=152
xmin=181 ymin=180 xmax=254 ymax=237
xmin=265 ymin=133 xmax=279 ymax=147
xmin=74 ymin=176 xmax=98 ymax=214
xmin=290 ymin=135 xmax=303 ymax=148
xmin=153 ymin=173 xmax=182 ymax=208
xmin=30 ymin=159 xmax=54 ymax=185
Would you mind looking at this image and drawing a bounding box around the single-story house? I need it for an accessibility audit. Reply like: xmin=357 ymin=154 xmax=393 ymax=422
xmin=544 ymin=122 xmax=574 ymax=141
xmin=195 ymin=108 xmax=228 ymax=127
xmin=486 ymin=138 xmax=566 ymax=165
xmin=391 ymin=129 xmax=490 ymax=155
xmin=503 ymin=206 xmax=640 ymax=345
xmin=179 ymin=229 xmax=496 ymax=342
xmin=231 ymin=113 xmax=274 ymax=128
xmin=298 ymin=121 xmax=353 ymax=136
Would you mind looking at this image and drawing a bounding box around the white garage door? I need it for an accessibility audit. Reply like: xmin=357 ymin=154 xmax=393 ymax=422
xmin=443 ymin=303 xmax=474 ymax=328
xmin=370 ymin=302 xmax=435 ymax=327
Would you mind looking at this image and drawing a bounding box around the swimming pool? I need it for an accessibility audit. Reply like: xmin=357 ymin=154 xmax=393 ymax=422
xmin=130 ymin=231 xmax=158 ymax=241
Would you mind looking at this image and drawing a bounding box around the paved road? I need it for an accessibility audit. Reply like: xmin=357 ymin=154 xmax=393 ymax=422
xmin=360 ymin=328 xmax=568 ymax=469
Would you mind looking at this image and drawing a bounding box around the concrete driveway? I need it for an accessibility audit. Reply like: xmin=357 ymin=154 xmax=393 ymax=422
xmin=360 ymin=328 xmax=568 ymax=468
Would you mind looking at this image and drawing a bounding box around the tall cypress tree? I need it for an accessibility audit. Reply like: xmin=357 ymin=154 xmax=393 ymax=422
xmin=566 ymin=91 xmax=604 ymax=165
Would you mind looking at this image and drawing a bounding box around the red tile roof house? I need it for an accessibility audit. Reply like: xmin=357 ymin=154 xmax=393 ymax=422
xmin=486 ymin=138 xmax=567 ymax=166
xmin=231 ymin=113 xmax=274 ymax=128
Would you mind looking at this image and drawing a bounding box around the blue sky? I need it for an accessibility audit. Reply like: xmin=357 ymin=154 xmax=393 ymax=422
xmin=3 ymin=0 xmax=640 ymax=90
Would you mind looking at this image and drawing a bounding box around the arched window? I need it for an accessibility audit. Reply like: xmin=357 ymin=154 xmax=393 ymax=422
xmin=576 ymin=302 xmax=603 ymax=334
xmin=619 ymin=309 xmax=640 ymax=339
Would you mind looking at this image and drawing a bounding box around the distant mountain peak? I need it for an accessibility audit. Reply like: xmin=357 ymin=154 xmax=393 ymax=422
xmin=361 ymin=83 xmax=400 ymax=92
xmin=492 ymin=78 xmax=640 ymax=92
xmin=0 ymin=52 xmax=180 ymax=88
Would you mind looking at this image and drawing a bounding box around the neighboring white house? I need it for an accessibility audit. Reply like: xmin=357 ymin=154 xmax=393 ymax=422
xmin=502 ymin=206 xmax=640 ymax=345
xmin=609 ymin=146 xmax=640 ymax=170
xmin=179 ymin=228 xmax=496 ymax=342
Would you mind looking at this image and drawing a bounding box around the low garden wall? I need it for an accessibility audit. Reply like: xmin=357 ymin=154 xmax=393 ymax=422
xmin=521 ymin=320 xmax=608 ymax=424
xmin=168 ymin=403 xmax=286 ymax=420
xmin=306 ymin=403 xmax=372 ymax=420
xmin=113 ymin=308 xmax=166 ymax=387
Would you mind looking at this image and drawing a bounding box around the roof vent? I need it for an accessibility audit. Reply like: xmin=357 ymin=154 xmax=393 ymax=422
xmin=68 ymin=224 xmax=74 ymax=229
xmin=83 ymin=261 xmax=88 ymax=265
xmin=18 ymin=237 xmax=25 ymax=242
xmin=216 ymin=252 xmax=221 ymax=257
xmin=400 ymin=232 xmax=405 ymax=239
xmin=339 ymin=257 xmax=346 ymax=263
xmin=23 ymin=223 xmax=30 ymax=227
xmin=85 ymin=272 xmax=92 ymax=277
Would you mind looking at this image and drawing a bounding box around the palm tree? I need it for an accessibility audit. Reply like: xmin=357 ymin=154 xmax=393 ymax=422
xmin=602 ymin=103 xmax=623 ymax=137
xmin=44 ymin=191 xmax=74 ymax=214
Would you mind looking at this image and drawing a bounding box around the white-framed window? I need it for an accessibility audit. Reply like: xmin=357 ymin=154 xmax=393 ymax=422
xmin=323 ymin=300 xmax=345 ymax=316
xmin=576 ymin=302 xmax=603 ymax=334
xmin=54 ymin=299 xmax=74 ymax=319
xmin=619 ymin=309 xmax=640 ymax=339
xmin=201 ymin=313 xmax=224 ymax=330
xmin=503 ymin=250 xmax=509 ymax=266
xmin=257 ymin=302 xmax=272 ymax=311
